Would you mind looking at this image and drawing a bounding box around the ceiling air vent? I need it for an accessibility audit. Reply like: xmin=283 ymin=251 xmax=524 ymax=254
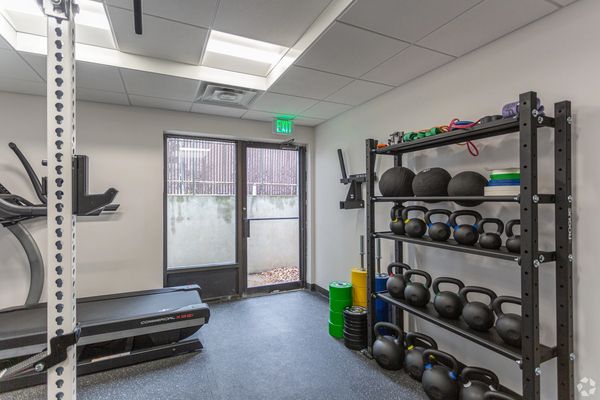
xmin=195 ymin=82 xmax=259 ymax=108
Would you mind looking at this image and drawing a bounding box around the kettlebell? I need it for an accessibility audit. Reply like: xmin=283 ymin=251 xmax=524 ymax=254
xmin=390 ymin=206 xmax=405 ymax=235
xmin=483 ymin=392 xmax=517 ymax=400
xmin=372 ymin=322 xmax=405 ymax=370
xmin=403 ymin=270 xmax=432 ymax=308
xmin=450 ymin=210 xmax=482 ymax=246
xmin=386 ymin=262 xmax=412 ymax=299
xmin=505 ymin=220 xmax=521 ymax=253
xmin=460 ymin=286 xmax=497 ymax=332
xmin=425 ymin=209 xmax=452 ymax=242
xmin=477 ymin=218 xmax=504 ymax=250
xmin=402 ymin=206 xmax=429 ymax=238
xmin=404 ymin=332 xmax=438 ymax=381
xmin=459 ymin=367 xmax=500 ymax=400
xmin=422 ymin=349 xmax=461 ymax=400
xmin=433 ymin=277 xmax=465 ymax=320
xmin=493 ymin=296 xmax=522 ymax=347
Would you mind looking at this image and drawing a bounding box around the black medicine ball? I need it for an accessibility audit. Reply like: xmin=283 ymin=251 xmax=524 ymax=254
xmin=378 ymin=167 xmax=415 ymax=197
xmin=447 ymin=171 xmax=488 ymax=206
xmin=412 ymin=168 xmax=452 ymax=200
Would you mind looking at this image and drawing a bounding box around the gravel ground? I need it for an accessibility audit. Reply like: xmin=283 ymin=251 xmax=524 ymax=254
xmin=248 ymin=266 xmax=300 ymax=287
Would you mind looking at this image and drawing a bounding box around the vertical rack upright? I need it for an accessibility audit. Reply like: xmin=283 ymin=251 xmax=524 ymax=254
xmin=364 ymin=91 xmax=574 ymax=400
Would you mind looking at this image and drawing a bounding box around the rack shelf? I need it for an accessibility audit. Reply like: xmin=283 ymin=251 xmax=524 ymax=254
xmin=377 ymin=293 xmax=556 ymax=364
xmin=375 ymin=232 xmax=556 ymax=264
xmin=373 ymin=194 xmax=556 ymax=204
xmin=364 ymin=92 xmax=575 ymax=400
xmin=375 ymin=115 xmax=555 ymax=154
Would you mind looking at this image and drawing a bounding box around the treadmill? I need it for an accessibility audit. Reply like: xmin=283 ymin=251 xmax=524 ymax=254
xmin=0 ymin=143 xmax=210 ymax=393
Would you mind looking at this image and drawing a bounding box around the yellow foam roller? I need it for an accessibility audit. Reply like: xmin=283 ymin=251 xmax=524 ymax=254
xmin=351 ymin=268 xmax=367 ymax=305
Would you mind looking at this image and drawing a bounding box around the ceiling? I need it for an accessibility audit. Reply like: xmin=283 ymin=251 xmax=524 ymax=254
xmin=0 ymin=0 xmax=576 ymax=127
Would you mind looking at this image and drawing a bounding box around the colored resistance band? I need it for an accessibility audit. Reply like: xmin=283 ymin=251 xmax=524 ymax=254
xmin=447 ymin=118 xmax=481 ymax=157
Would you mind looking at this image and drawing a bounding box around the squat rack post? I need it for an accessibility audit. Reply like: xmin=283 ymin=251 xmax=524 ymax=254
xmin=42 ymin=1 xmax=79 ymax=399
xmin=365 ymin=139 xmax=377 ymax=352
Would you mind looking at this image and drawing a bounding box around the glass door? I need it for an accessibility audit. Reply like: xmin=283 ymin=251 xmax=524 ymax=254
xmin=243 ymin=143 xmax=305 ymax=293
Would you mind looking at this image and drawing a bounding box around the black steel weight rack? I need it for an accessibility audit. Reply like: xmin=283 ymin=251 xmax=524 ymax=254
xmin=364 ymin=91 xmax=574 ymax=399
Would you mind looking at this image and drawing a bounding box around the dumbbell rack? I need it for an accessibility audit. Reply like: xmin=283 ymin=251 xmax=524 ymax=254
xmin=364 ymin=92 xmax=574 ymax=400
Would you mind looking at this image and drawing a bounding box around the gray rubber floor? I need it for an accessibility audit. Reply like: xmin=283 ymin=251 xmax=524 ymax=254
xmin=4 ymin=290 xmax=427 ymax=400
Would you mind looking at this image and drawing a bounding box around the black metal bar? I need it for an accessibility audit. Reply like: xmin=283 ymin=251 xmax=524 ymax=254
xmin=373 ymin=195 xmax=555 ymax=204
xmin=337 ymin=149 xmax=348 ymax=181
xmin=519 ymin=91 xmax=541 ymax=400
xmin=375 ymin=232 xmax=526 ymax=263
xmin=375 ymin=115 xmax=555 ymax=155
xmin=393 ymin=154 xmax=404 ymax=330
xmin=365 ymin=139 xmax=377 ymax=353
xmin=377 ymin=293 xmax=556 ymax=364
xmin=133 ymin=0 xmax=143 ymax=34
xmin=554 ymin=101 xmax=575 ymax=400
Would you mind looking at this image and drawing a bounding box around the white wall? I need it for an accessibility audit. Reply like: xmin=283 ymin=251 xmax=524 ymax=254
xmin=0 ymin=93 xmax=315 ymax=308
xmin=315 ymin=0 xmax=598 ymax=397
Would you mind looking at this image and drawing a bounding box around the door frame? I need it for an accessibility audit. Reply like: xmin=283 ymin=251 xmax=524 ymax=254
xmin=163 ymin=134 xmax=307 ymax=300
xmin=240 ymin=141 xmax=307 ymax=295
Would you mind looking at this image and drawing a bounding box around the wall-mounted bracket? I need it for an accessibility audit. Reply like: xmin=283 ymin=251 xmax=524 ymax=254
xmin=338 ymin=149 xmax=366 ymax=209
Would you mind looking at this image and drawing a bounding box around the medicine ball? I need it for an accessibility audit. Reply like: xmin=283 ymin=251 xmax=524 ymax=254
xmin=379 ymin=167 xmax=415 ymax=197
xmin=412 ymin=168 xmax=451 ymax=200
xmin=447 ymin=171 xmax=488 ymax=206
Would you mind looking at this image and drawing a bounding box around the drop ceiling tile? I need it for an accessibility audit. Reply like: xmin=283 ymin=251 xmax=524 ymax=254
xmin=250 ymin=92 xmax=318 ymax=115
xmin=106 ymin=0 xmax=218 ymax=28
xmin=130 ymin=95 xmax=192 ymax=112
xmin=0 ymin=77 xmax=46 ymax=96
xmin=269 ymin=66 xmax=353 ymax=100
xmin=21 ymin=53 xmax=127 ymax=93
xmin=339 ymin=0 xmax=481 ymax=43
xmin=107 ymin=6 xmax=208 ymax=65
xmin=77 ymin=89 xmax=130 ymax=105
xmin=293 ymin=116 xmax=326 ymax=127
xmin=362 ymin=46 xmax=454 ymax=86
xmin=418 ymin=0 xmax=558 ymax=56
xmin=191 ymin=103 xmax=247 ymax=118
xmin=325 ymin=80 xmax=393 ymax=106
xmin=0 ymin=49 xmax=43 ymax=82
xmin=121 ymin=69 xmax=200 ymax=101
xmin=552 ymin=0 xmax=577 ymax=5
xmin=297 ymin=22 xmax=409 ymax=78
xmin=213 ymin=0 xmax=331 ymax=47
xmin=300 ymin=101 xmax=352 ymax=119
xmin=241 ymin=110 xmax=276 ymax=122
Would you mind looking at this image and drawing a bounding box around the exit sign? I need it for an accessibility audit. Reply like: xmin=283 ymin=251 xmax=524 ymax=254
xmin=273 ymin=117 xmax=294 ymax=135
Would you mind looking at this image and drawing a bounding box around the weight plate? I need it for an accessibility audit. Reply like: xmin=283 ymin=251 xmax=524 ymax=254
xmin=344 ymin=318 xmax=367 ymax=327
xmin=344 ymin=338 xmax=367 ymax=350
xmin=343 ymin=330 xmax=367 ymax=341
xmin=329 ymin=281 xmax=353 ymax=300
xmin=343 ymin=337 xmax=367 ymax=347
xmin=343 ymin=306 xmax=367 ymax=316
xmin=330 ymin=298 xmax=353 ymax=312
xmin=343 ymin=325 xmax=367 ymax=335
xmin=329 ymin=311 xmax=344 ymax=325
xmin=328 ymin=321 xmax=344 ymax=338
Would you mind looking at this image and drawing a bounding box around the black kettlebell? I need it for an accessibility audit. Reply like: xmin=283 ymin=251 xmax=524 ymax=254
xmin=372 ymin=322 xmax=405 ymax=370
xmin=404 ymin=270 xmax=432 ymax=308
xmin=422 ymin=349 xmax=461 ymax=400
xmin=390 ymin=206 xmax=405 ymax=235
xmin=386 ymin=262 xmax=411 ymax=299
xmin=505 ymin=220 xmax=521 ymax=253
xmin=483 ymin=392 xmax=517 ymax=400
xmin=433 ymin=277 xmax=465 ymax=320
xmin=460 ymin=286 xmax=497 ymax=332
xmin=402 ymin=205 xmax=429 ymax=238
xmin=477 ymin=218 xmax=504 ymax=250
xmin=459 ymin=367 xmax=500 ymax=400
xmin=450 ymin=210 xmax=482 ymax=246
xmin=404 ymin=332 xmax=438 ymax=381
xmin=426 ymin=209 xmax=452 ymax=242
xmin=493 ymin=296 xmax=522 ymax=347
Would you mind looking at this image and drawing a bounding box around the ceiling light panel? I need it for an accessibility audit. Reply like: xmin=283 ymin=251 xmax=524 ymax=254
xmin=0 ymin=0 xmax=114 ymax=48
xmin=203 ymin=30 xmax=288 ymax=76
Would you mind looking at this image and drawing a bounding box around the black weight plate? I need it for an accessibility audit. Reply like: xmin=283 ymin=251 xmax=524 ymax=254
xmin=343 ymin=331 xmax=367 ymax=341
xmin=343 ymin=325 xmax=367 ymax=335
xmin=344 ymin=320 xmax=367 ymax=329
xmin=343 ymin=306 xmax=367 ymax=317
xmin=344 ymin=338 xmax=367 ymax=350
xmin=344 ymin=316 xmax=367 ymax=324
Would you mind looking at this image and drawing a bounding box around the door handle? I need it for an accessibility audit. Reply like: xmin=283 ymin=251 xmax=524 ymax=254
xmin=244 ymin=219 xmax=250 ymax=238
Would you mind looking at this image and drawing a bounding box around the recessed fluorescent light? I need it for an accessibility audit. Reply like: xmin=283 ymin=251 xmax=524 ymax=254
xmin=0 ymin=0 xmax=111 ymax=30
xmin=204 ymin=30 xmax=287 ymax=65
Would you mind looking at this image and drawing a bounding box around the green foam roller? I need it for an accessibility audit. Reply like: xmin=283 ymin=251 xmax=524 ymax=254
xmin=329 ymin=321 xmax=344 ymax=338
xmin=330 ymin=298 xmax=352 ymax=312
xmin=329 ymin=310 xmax=344 ymax=325
xmin=329 ymin=281 xmax=352 ymax=300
